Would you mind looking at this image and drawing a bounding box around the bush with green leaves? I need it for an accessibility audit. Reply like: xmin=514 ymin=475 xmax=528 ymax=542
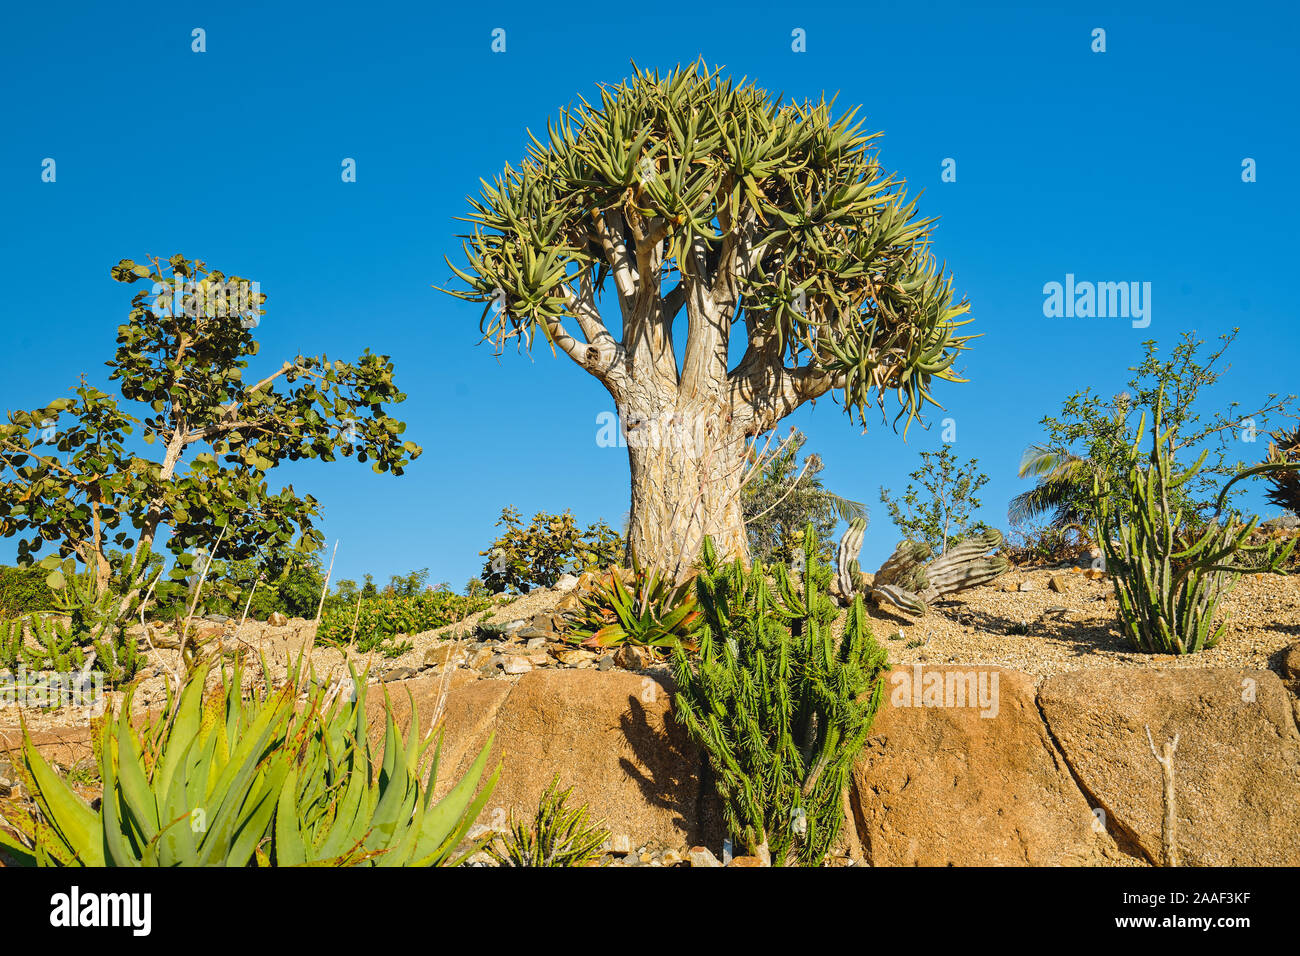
xmin=0 ymin=660 xmax=498 ymax=866
xmin=1093 ymin=391 xmax=1297 ymax=654
xmin=486 ymin=776 xmax=610 ymax=867
xmin=317 ymin=590 xmax=493 ymax=655
xmin=879 ymin=445 xmax=987 ymax=555
xmin=480 ymin=507 xmax=622 ymax=594
xmin=0 ymin=566 xmax=54 ymax=619
xmin=672 ymin=524 xmax=889 ymax=866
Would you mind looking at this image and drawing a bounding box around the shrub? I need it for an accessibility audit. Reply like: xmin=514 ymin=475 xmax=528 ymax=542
xmin=0 ymin=660 xmax=498 ymax=866
xmin=316 ymin=591 xmax=493 ymax=655
xmin=0 ymin=566 xmax=53 ymax=618
xmin=879 ymin=446 xmax=988 ymax=555
xmin=480 ymin=507 xmax=622 ymax=594
xmin=672 ymin=525 xmax=890 ymax=866
xmin=486 ymin=775 xmax=609 ymax=867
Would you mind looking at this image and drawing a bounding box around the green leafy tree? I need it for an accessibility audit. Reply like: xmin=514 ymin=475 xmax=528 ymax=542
xmin=444 ymin=62 xmax=973 ymax=574
xmin=1011 ymin=331 xmax=1295 ymax=530
xmin=0 ymin=254 xmax=421 ymax=608
xmin=480 ymin=507 xmax=622 ymax=594
xmin=742 ymin=429 xmax=865 ymax=566
xmin=879 ymin=446 xmax=987 ymax=554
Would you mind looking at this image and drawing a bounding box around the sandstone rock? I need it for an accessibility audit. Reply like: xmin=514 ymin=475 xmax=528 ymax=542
xmin=728 ymin=855 xmax=766 ymax=867
xmin=555 ymin=574 xmax=580 ymax=593
xmin=1048 ymin=575 xmax=1069 ymax=593
xmin=608 ymin=834 xmax=632 ymax=855
xmin=381 ymin=666 xmax=417 ymax=683
xmin=554 ymin=648 xmax=595 ymax=666
xmin=501 ymin=657 xmax=533 ymax=675
xmin=1038 ymin=667 xmax=1300 ymax=866
xmin=1083 ymin=568 xmax=1106 ymax=581
xmin=419 ymin=669 xmax=701 ymax=850
xmin=554 ymin=593 xmax=583 ymax=613
xmin=614 ymin=645 xmax=653 ymax=671
xmin=1018 ymin=580 xmax=1036 ymax=592
xmin=688 ymin=845 xmax=722 ymax=867
xmin=517 ymin=627 xmax=554 ymax=643
xmin=852 ymin=665 xmax=1123 ymax=866
xmin=661 ymin=849 xmax=684 ymax=866
xmin=267 ymin=612 xmax=289 ymax=627
xmin=423 ymin=645 xmax=467 ymax=669
xmin=1280 ymin=642 xmax=1300 ymax=682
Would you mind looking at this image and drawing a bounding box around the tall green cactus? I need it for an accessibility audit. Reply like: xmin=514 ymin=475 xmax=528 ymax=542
xmin=1094 ymin=394 xmax=1297 ymax=654
xmin=673 ymin=524 xmax=889 ymax=866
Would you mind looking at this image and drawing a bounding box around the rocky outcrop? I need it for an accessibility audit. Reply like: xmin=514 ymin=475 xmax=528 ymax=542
xmin=852 ymin=666 xmax=1126 ymax=865
xmin=1038 ymin=667 xmax=1300 ymax=866
xmin=367 ymin=668 xmax=705 ymax=850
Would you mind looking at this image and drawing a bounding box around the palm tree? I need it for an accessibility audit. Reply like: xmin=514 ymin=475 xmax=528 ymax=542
xmin=1007 ymin=445 xmax=1095 ymax=529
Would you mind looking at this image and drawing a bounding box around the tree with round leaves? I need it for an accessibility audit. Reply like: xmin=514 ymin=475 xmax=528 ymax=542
xmin=444 ymin=63 xmax=973 ymax=573
xmin=0 ymin=254 xmax=421 ymax=604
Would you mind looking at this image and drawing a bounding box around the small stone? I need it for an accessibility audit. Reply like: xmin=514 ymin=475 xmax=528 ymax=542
xmin=517 ymin=626 xmax=553 ymax=642
xmin=728 ymin=855 xmax=766 ymax=867
xmin=501 ymin=656 xmax=533 ymax=675
xmin=469 ymin=648 xmax=495 ymax=668
xmin=1083 ymin=568 xmax=1106 ymax=581
xmin=614 ymin=644 xmax=652 ymax=670
xmin=1018 ymin=580 xmax=1036 ymax=592
xmin=503 ymin=619 xmax=527 ymax=634
xmin=554 ymin=593 xmax=583 ymax=613
xmin=661 ymin=849 xmax=684 ymax=866
xmin=596 ymin=654 xmax=616 ymax=671
xmin=524 ymin=636 xmax=548 ymax=650
xmin=554 ymin=648 xmax=595 ymax=666
xmin=554 ymin=573 xmax=579 ymax=592
xmin=1048 ymin=575 xmax=1069 ymax=593
xmin=639 ymin=851 xmax=654 ymax=863
xmin=381 ymin=666 xmax=417 ymax=683
xmin=688 ymin=846 xmax=722 ymax=867
xmin=607 ymin=834 xmax=632 ymax=855
xmin=267 ymin=611 xmax=289 ymax=627
xmin=1282 ymin=643 xmax=1300 ymax=681
xmin=423 ymin=645 xmax=466 ymax=668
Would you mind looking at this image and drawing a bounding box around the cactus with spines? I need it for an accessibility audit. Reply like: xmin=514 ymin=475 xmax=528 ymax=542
xmin=836 ymin=524 xmax=1007 ymax=614
xmin=1094 ymin=393 xmax=1297 ymax=654
xmin=673 ymin=523 xmax=889 ymax=866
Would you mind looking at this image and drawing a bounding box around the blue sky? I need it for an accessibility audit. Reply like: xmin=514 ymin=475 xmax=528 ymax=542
xmin=1 ymin=0 xmax=1297 ymax=586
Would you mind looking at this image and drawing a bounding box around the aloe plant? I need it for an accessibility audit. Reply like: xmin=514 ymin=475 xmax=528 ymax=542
xmin=486 ymin=775 xmax=609 ymax=867
xmin=566 ymin=564 xmax=701 ymax=651
xmin=0 ymin=661 xmax=498 ymax=866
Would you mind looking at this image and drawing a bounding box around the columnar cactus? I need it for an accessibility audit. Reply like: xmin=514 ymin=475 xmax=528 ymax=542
xmin=1094 ymin=395 xmax=1297 ymax=654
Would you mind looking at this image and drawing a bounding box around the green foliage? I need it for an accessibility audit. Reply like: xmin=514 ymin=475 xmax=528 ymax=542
xmin=1013 ymin=331 xmax=1295 ymax=529
xmin=1093 ymin=392 xmax=1298 ymax=655
xmin=480 ymin=507 xmax=622 ymax=594
xmin=444 ymin=62 xmax=973 ymax=434
xmin=879 ymin=445 xmax=988 ymax=554
xmin=0 ymin=661 xmax=498 ymax=866
xmin=0 ymin=566 xmax=54 ymax=618
xmin=0 ymin=254 xmax=421 ymax=606
xmin=566 ymin=566 xmax=700 ymax=652
xmin=742 ymin=429 xmax=865 ymax=567
xmin=486 ymin=776 xmax=610 ymax=867
xmin=672 ymin=525 xmax=889 ymax=865
xmin=317 ymin=591 xmax=493 ymax=656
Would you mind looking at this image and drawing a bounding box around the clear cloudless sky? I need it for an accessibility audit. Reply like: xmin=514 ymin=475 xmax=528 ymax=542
xmin=1 ymin=0 xmax=1297 ymax=587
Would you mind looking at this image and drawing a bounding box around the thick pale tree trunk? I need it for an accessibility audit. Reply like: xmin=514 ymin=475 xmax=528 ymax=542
xmin=624 ymin=398 xmax=750 ymax=574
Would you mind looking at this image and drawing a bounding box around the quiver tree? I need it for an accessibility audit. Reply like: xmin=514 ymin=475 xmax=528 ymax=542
xmin=445 ymin=62 xmax=973 ymax=573
xmin=0 ymin=254 xmax=421 ymax=607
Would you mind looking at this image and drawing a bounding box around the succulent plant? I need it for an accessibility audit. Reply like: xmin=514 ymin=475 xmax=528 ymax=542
xmin=0 ymin=660 xmax=498 ymax=866
xmin=486 ymin=775 xmax=609 ymax=867
xmin=837 ymin=523 xmax=1007 ymax=614
xmin=566 ymin=564 xmax=701 ymax=652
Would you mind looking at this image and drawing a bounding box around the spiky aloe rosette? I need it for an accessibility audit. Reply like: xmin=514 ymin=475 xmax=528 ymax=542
xmin=0 ymin=660 xmax=498 ymax=866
